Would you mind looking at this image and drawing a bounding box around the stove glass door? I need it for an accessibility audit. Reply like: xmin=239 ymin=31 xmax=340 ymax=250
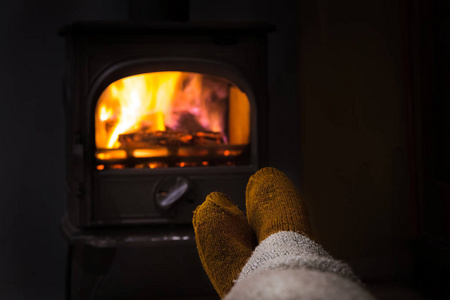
xmin=95 ymin=71 xmax=251 ymax=170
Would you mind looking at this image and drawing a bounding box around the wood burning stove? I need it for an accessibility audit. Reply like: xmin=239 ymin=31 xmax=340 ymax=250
xmin=61 ymin=22 xmax=273 ymax=299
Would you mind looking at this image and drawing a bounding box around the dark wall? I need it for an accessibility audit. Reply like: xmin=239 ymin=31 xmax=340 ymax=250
xmin=0 ymin=1 xmax=127 ymax=299
xmin=0 ymin=0 xmax=415 ymax=299
xmin=298 ymin=0 xmax=413 ymax=282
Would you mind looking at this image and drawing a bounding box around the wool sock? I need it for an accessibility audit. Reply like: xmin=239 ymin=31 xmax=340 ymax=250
xmin=246 ymin=167 xmax=313 ymax=243
xmin=193 ymin=192 xmax=257 ymax=298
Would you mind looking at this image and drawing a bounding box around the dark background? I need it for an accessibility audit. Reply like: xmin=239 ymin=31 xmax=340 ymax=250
xmin=0 ymin=0 xmax=446 ymax=299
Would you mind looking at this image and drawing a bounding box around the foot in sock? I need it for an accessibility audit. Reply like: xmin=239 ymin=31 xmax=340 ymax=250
xmin=193 ymin=192 xmax=257 ymax=298
xmin=246 ymin=167 xmax=313 ymax=243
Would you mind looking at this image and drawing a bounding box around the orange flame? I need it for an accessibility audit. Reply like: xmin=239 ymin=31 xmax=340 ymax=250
xmin=96 ymin=72 xmax=183 ymax=149
xmin=95 ymin=71 xmax=251 ymax=160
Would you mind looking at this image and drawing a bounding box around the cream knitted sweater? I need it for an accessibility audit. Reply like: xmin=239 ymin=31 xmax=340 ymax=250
xmin=224 ymin=231 xmax=376 ymax=300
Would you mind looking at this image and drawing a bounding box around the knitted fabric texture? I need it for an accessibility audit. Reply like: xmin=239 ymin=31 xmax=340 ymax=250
xmin=223 ymin=231 xmax=375 ymax=299
xmin=193 ymin=192 xmax=257 ymax=298
xmin=225 ymin=269 xmax=375 ymax=300
xmin=246 ymin=167 xmax=313 ymax=242
xmin=236 ymin=231 xmax=359 ymax=283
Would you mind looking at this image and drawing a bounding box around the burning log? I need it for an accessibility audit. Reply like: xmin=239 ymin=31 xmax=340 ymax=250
xmin=118 ymin=130 xmax=223 ymax=149
xmin=194 ymin=131 xmax=223 ymax=145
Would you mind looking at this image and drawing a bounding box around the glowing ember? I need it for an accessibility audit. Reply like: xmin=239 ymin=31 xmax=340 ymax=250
xmin=110 ymin=164 xmax=125 ymax=169
xmin=133 ymin=148 xmax=169 ymax=158
xmin=96 ymin=150 xmax=127 ymax=160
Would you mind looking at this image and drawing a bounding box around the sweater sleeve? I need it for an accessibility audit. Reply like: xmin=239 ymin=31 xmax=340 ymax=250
xmin=224 ymin=231 xmax=376 ymax=300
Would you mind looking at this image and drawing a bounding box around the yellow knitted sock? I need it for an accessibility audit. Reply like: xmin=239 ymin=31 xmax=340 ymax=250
xmin=193 ymin=192 xmax=256 ymax=298
xmin=246 ymin=167 xmax=313 ymax=243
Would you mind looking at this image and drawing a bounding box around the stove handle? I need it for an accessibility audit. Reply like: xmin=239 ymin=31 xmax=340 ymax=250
xmin=155 ymin=177 xmax=190 ymax=210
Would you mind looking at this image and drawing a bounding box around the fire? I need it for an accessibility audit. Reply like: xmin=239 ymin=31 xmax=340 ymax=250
xmin=95 ymin=71 xmax=251 ymax=166
xmin=96 ymin=72 xmax=183 ymax=149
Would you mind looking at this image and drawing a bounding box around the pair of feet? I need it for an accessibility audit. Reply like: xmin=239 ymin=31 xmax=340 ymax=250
xmin=192 ymin=167 xmax=313 ymax=298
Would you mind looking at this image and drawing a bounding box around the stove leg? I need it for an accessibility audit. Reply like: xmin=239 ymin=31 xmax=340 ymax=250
xmin=66 ymin=244 xmax=116 ymax=300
